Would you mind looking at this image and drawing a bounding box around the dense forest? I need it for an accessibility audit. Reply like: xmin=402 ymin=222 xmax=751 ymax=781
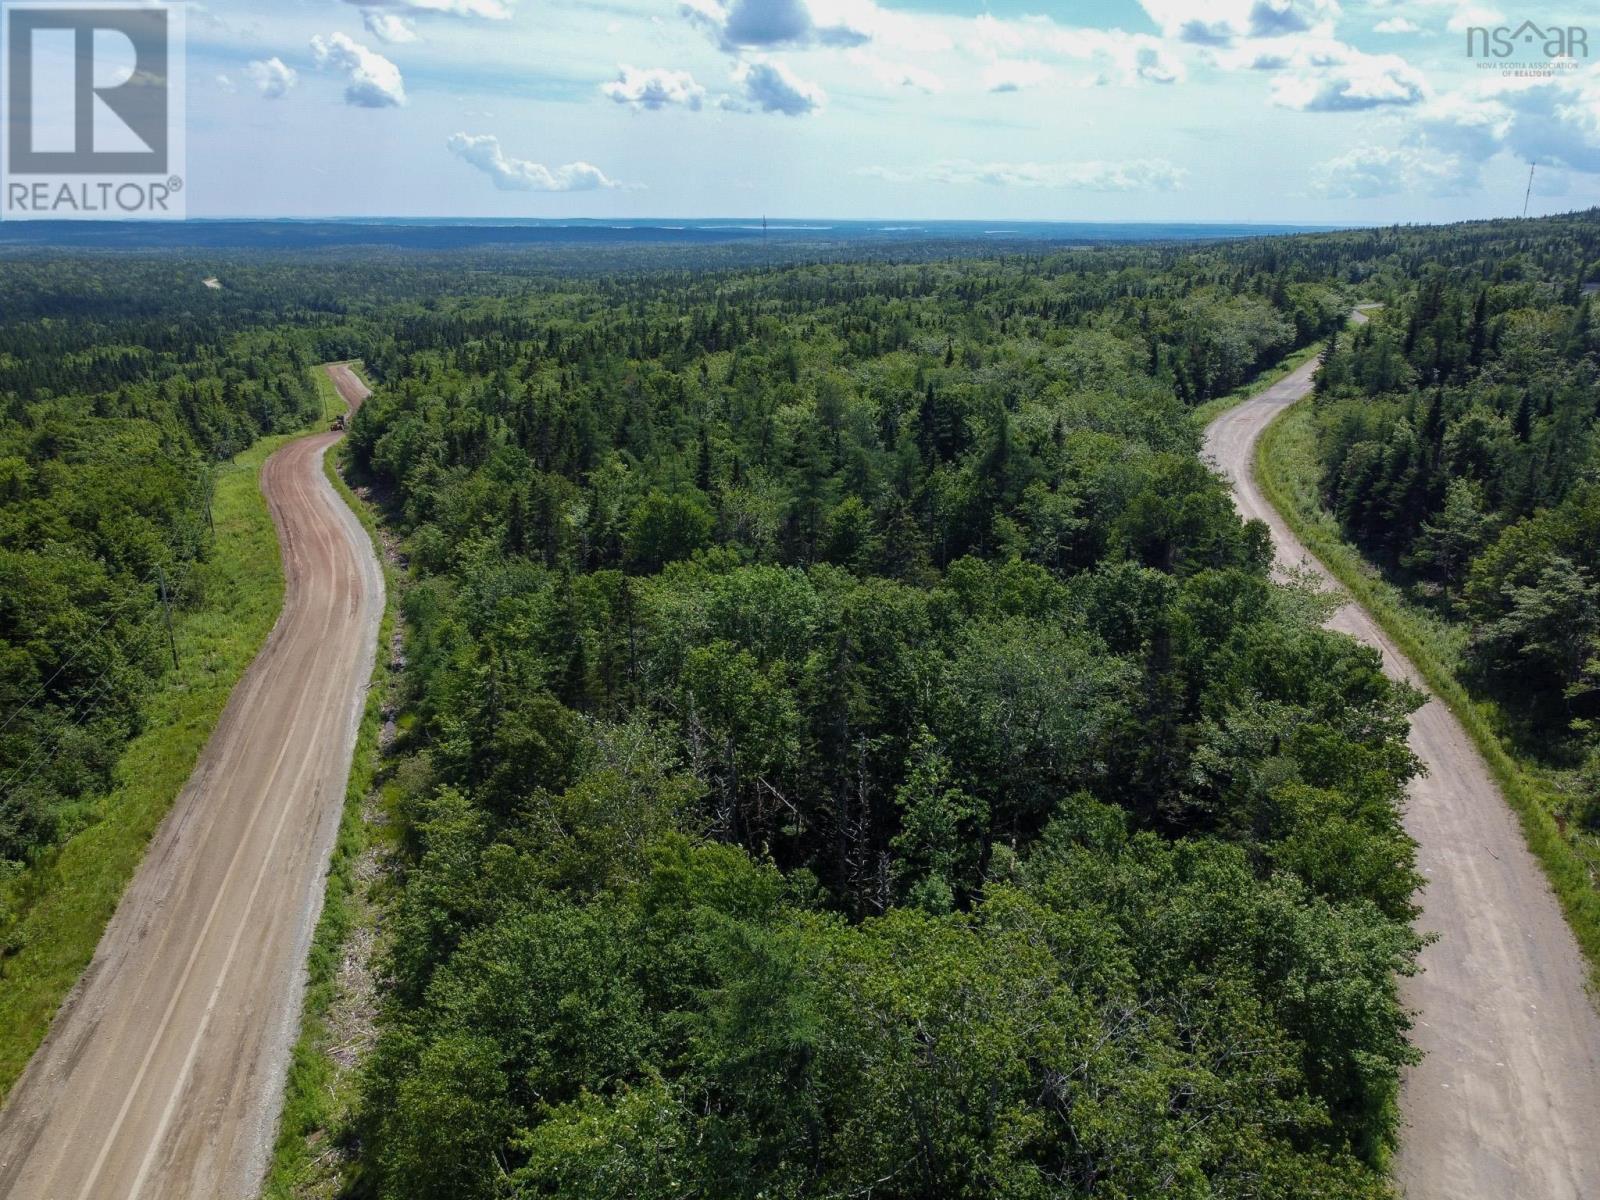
xmin=1 ymin=214 xmax=1594 ymax=1197
xmin=0 ymin=262 xmax=332 ymax=871
xmin=0 ymin=253 xmax=540 ymax=874
xmin=1311 ymin=224 xmax=1600 ymax=817
xmin=338 ymin=239 xmax=1438 ymax=1198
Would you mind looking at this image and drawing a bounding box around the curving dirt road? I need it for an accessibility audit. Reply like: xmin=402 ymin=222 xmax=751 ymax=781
xmin=0 ymin=365 xmax=382 ymax=1200
xmin=1204 ymin=331 xmax=1600 ymax=1199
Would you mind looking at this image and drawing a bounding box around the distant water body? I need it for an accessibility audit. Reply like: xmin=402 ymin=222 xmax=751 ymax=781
xmin=0 ymin=217 xmax=1343 ymax=251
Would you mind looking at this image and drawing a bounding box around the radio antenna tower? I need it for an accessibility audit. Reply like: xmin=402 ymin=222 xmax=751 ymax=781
xmin=1523 ymin=162 xmax=1536 ymax=218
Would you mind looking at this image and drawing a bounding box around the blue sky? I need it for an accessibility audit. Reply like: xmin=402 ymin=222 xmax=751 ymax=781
xmin=189 ymin=0 xmax=1600 ymax=220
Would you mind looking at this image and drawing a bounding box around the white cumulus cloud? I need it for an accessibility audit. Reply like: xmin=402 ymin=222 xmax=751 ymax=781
xmin=1373 ymin=17 xmax=1419 ymax=33
xmin=1134 ymin=45 xmax=1184 ymax=83
xmin=860 ymin=158 xmax=1188 ymax=191
xmin=312 ymin=33 xmax=407 ymax=107
xmin=1335 ymin=76 xmax=1600 ymax=199
xmin=247 ymin=57 xmax=297 ymax=99
xmin=1496 ymin=73 xmax=1600 ymax=173
xmin=1139 ymin=0 xmax=1338 ymax=46
xmin=447 ymin=132 xmax=619 ymax=191
xmin=682 ymin=0 xmax=869 ymax=51
xmin=1312 ymin=144 xmax=1473 ymax=197
xmin=362 ymin=10 xmax=419 ymax=43
xmin=1312 ymin=146 xmax=1411 ymax=196
xmin=1270 ymin=45 xmax=1427 ymax=111
xmin=602 ymin=65 xmax=706 ymax=110
xmin=734 ymin=60 xmax=825 ymax=115
xmin=1410 ymin=93 xmax=1508 ymax=175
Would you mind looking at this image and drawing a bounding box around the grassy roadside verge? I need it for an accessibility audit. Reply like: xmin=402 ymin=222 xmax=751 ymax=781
xmin=0 ymin=426 xmax=303 ymax=1100
xmin=313 ymin=359 xmax=361 ymax=421
xmin=1189 ymin=339 xmax=1325 ymax=430
xmin=321 ymin=359 xmax=371 ymax=408
xmin=263 ymin=371 xmax=395 ymax=1199
xmin=1257 ymin=398 xmax=1600 ymax=991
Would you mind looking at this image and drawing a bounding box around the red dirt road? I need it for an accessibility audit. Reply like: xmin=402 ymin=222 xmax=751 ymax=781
xmin=0 ymin=365 xmax=382 ymax=1200
xmin=1204 ymin=332 xmax=1600 ymax=1199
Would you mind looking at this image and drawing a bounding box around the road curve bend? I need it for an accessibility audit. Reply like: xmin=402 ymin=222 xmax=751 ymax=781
xmin=1204 ymin=334 xmax=1600 ymax=1199
xmin=0 ymin=365 xmax=382 ymax=1200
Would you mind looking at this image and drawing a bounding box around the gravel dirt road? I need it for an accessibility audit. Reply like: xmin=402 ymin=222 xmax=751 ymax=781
xmin=0 ymin=364 xmax=382 ymax=1200
xmin=1204 ymin=334 xmax=1600 ymax=1199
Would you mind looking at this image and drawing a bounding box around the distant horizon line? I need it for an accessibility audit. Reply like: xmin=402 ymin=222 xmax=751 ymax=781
xmin=15 ymin=210 xmax=1592 ymax=228
xmin=45 ymin=215 xmax=1355 ymax=228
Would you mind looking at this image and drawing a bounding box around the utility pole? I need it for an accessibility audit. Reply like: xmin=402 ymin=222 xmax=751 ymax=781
xmin=1523 ymin=162 xmax=1536 ymax=218
xmin=157 ymin=566 xmax=179 ymax=670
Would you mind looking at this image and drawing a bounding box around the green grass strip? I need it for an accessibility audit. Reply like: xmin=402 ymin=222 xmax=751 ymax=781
xmin=0 ymin=427 xmax=302 ymax=1099
xmin=1257 ymin=398 xmax=1600 ymax=992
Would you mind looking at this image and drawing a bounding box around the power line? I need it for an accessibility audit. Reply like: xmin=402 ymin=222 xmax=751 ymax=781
xmin=0 ymin=659 xmax=139 ymax=803
xmin=0 ymin=597 xmax=177 ymax=808
xmin=156 ymin=565 xmax=179 ymax=670
xmin=0 ymin=555 xmax=196 ymax=741
xmin=0 ymin=577 xmax=160 ymax=739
